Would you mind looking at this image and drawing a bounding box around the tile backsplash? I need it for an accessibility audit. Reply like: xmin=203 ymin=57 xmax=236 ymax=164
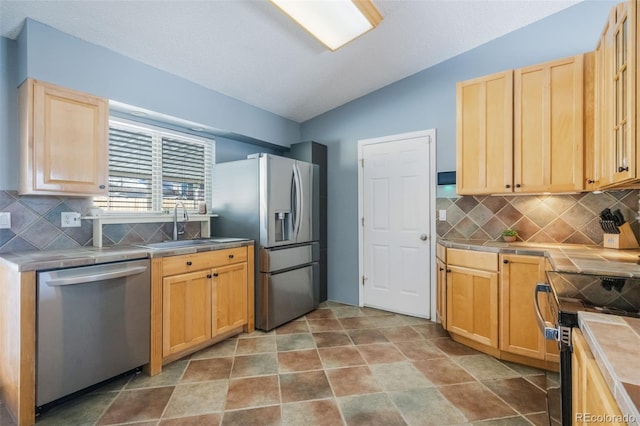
xmin=0 ymin=190 xmax=201 ymax=253
xmin=436 ymin=190 xmax=640 ymax=245
xmin=3 ymin=189 xmax=640 ymax=253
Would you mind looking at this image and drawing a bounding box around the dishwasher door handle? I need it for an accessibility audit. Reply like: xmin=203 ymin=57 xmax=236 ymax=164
xmin=45 ymin=265 xmax=149 ymax=287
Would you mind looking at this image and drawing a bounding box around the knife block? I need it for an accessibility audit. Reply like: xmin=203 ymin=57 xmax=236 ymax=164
xmin=603 ymin=222 xmax=640 ymax=249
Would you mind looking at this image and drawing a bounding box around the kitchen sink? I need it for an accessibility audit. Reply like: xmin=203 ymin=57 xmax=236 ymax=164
xmin=135 ymin=237 xmax=249 ymax=249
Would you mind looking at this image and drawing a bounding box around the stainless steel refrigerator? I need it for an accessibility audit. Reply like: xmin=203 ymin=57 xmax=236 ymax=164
xmin=212 ymin=153 xmax=319 ymax=331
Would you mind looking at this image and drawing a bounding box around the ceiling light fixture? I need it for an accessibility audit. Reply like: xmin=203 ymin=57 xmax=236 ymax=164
xmin=270 ymin=0 xmax=383 ymax=51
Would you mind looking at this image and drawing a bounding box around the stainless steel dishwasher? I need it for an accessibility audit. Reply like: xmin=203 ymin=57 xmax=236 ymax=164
xmin=36 ymin=258 xmax=150 ymax=408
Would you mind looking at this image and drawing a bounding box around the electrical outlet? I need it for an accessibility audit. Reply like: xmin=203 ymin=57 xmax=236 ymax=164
xmin=61 ymin=212 xmax=81 ymax=228
xmin=438 ymin=209 xmax=447 ymax=221
xmin=0 ymin=212 xmax=10 ymax=229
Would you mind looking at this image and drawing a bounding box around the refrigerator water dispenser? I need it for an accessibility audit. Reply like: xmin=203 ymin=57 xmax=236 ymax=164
xmin=275 ymin=211 xmax=292 ymax=242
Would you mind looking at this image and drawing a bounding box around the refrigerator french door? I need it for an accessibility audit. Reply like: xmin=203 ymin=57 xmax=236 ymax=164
xmin=212 ymin=153 xmax=319 ymax=330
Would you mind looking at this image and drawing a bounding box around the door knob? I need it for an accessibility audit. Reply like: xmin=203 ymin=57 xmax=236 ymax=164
xmin=420 ymin=234 xmax=428 ymax=241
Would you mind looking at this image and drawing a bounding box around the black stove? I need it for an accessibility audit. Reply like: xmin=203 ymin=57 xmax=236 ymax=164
xmin=546 ymin=271 xmax=640 ymax=322
xmin=541 ymin=271 xmax=640 ymax=425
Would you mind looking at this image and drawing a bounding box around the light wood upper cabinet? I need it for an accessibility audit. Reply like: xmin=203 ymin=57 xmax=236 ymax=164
xmin=596 ymin=1 xmax=638 ymax=188
xmin=456 ymin=71 xmax=514 ymax=195
xmin=500 ymin=254 xmax=558 ymax=362
xmin=19 ymin=79 xmax=108 ymax=196
xmin=457 ymin=54 xmax=588 ymax=195
xmin=514 ymin=55 xmax=585 ymax=193
xmin=446 ymin=249 xmax=499 ymax=348
xmin=572 ymin=328 xmax=625 ymax=425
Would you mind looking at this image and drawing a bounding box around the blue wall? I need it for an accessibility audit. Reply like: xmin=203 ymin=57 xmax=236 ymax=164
xmin=0 ymin=19 xmax=297 ymax=190
xmin=300 ymin=0 xmax=617 ymax=305
xmin=0 ymin=37 xmax=18 ymax=190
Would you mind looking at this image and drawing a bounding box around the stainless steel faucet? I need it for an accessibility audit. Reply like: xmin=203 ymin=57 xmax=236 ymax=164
xmin=172 ymin=201 xmax=189 ymax=240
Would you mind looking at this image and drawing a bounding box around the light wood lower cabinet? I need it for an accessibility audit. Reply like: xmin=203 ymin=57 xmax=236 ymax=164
xmin=446 ymin=249 xmax=499 ymax=349
xmin=440 ymin=248 xmax=559 ymax=371
xmin=436 ymin=258 xmax=447 ymax=329
xmin=572 ymin=328 xmax=625 ymax=425
xmin=150 ymin=245 xmax=254 ymax=374
xmin=213 ymin=262 xmax=248 ymax=336
xmin=500 ymin=254 xmax=559 ymax=364
xmin=163 ymin=270 xmax=212 ymax=357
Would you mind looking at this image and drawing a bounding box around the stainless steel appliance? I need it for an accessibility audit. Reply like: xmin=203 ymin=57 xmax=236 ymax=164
xmin=535 ymin=271 xmax=640 ymax=425
xmin=212 ymin=153 xmax=319 ymax=331
xmin=37 ymin=259 xmax=150 ymax=408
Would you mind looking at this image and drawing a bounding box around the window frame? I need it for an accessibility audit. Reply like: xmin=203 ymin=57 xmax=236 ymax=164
xmin=95 ymin=118 xmax=215 ymax=213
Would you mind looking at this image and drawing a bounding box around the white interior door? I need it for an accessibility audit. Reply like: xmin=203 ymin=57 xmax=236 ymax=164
xmin=359 ymin=131 xmax=433 ymax=318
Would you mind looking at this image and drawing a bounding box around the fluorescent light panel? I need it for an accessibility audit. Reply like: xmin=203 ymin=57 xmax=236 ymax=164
xmin=271 ymin=0 xmax=382 ymax=51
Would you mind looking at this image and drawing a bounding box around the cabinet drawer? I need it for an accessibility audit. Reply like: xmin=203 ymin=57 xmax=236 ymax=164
xmin=447 ymin=248 xmax=498 ymax=271
xmin=162 ymin=247 xmax=248 ymax=276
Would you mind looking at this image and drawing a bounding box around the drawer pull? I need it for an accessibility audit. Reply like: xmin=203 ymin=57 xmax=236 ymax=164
xmin=213 ymin=272 xmax=219 ymax=277
xmin=207 ymin=274 xmax=212 ymax=279
xmin=228 ymin=254 xmax=234 ymax=259
xmin=186 ymin=261 xmax=193 ymax=266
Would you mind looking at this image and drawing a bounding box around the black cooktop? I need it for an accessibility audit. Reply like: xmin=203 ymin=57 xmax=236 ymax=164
xmin=546 ymin=271 xmax=640 ymax=320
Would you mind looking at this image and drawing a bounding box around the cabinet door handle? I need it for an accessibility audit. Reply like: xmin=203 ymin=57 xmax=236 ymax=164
xmin=619 ymin=166 xmax=629 ymax=172
xmin=213 ymin=272 xmax=219 ymax=277
xmin=446 ymin=269 xmax=451 ymax=273
xmin=228 ymin=254 xmax=234 ymax=259
xmin=186 ymin=261 xmax=193 ymax=266
xmin=439 ymin=267 xmax=444 ymax=271
xmin=505 ymin=184 xmax=511 ymax=189
xmin=99 ymin=184 xmax=106 ymax=189
xmin=503 ymin=259 xmax=509 ymax=264
xmin=515 ymin=184 xmax=521 ymax=188
xmin=207 ymin=274 xmax=212 ymax=279
xmin=587 ymin=179 xmax=595 ymax=184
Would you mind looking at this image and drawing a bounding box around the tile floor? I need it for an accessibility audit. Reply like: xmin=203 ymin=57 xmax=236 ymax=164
xmin=0 ymin=302 xmax=557 ymax=426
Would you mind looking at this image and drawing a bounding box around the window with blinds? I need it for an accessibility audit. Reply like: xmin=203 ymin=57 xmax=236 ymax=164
xmin=94 ymin=119 xmax=215 ymax=212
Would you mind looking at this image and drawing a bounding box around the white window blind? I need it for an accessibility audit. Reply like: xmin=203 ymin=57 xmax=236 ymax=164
xmin=95 ymin=119 xmax=215 ymax=212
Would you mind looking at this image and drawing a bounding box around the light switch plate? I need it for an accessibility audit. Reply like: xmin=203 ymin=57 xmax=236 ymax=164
xmin=0 ymin=212 xmax=10 ymax=229
xmin=61 ymin=212 xmax=81 ymax=228
xmin=438 ymin=209 xmax=447 ymax=221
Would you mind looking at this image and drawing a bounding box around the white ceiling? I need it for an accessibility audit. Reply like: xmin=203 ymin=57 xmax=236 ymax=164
xmin=0 ymin=0 xmax=581 ymax=123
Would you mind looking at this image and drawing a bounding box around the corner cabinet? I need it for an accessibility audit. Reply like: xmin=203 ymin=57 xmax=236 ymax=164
xmin=438 ymin=246 xmax=559 ymax=371
xmin=150 ymin=245 xmax=254 ymax=374
xmin=572 ymin=328 xmax=625 ymax=425
xmin=446 ymin=249 xmax=499 ymax=349
xmin=456 ymin=71 xmax=513 ymax=195
xmin=18 ymin=79 xmax=109 ymax=196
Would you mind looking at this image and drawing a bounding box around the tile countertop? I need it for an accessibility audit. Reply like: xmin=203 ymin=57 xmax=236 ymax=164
xmin=438 ymin=238 xmax=640 ymax=278
xmin=578 ymin=313 xmax=640 ymax=425
xmin=0 ymin=240 xmax=255 ymax=272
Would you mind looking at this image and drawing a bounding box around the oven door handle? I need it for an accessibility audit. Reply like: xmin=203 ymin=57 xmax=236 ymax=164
xmin=534 ymin=283 xmax=559 ymax=341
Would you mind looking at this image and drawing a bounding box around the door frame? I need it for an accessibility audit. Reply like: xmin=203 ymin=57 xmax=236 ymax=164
xmin=357 ymin=129 xmax=437 ymax=319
